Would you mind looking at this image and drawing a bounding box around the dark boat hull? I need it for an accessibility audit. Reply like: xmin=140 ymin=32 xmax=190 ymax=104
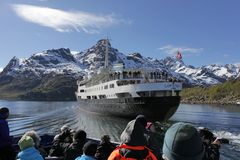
xmin=77 ymin=96 xmax=181 ymax=121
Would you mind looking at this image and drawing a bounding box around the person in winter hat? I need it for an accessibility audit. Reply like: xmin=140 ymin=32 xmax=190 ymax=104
xmin=108 ymin=116 xmax=157 ymax=160
xmin=146 ymin=122 xmax=163 ymax=159
xmin=23 ymin=130 xmax=47 ymax=158
xmin=162 ymin=122 xmax=204 ymax=160
xmin=49 ymin=124 xmax=73 ymax=157
xmin=17 ymin=135 xmax=44 ymax=160
xmin=75 ymin=141 xmax=97 ymax=160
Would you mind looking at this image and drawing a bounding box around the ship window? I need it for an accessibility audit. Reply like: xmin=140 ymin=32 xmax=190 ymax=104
xmin=80 ymin=89 xmax=84 ymax=92
xmin=116 ymin=80 xmax=129 ymax=86
xmin=137 ymin=91 xmax=150 ymax=97
xmin=78 ymin=96 xmax=81 ymax=99
xmin=110 ymin=84 xmax=114 ymax=88
xmin=92 ymin=95 xmax=97 ymax=99
xmin=116 ymin=92 xmax=132 ymax=98
xmin=87 ymin=96 xmax=91 ymax=99
xmin=104 ymin=85 xmax=108 ymax=89
xmin=99 ymin=95 xmax=106 ymax=99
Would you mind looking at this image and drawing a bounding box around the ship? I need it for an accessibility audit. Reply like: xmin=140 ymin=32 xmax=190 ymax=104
xmin=75 ymin=39 xmax=182 ymax=120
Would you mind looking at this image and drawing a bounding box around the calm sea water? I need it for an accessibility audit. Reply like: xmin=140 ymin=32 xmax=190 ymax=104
xmin=0 ymin=100 xmax=239 ymax=159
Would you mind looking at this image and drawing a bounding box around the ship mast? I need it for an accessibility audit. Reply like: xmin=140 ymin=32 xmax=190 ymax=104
xmin=104 ymin=39 xmax=109 ymax=68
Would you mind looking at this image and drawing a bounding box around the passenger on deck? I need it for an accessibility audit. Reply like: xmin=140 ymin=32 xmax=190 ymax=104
xmin=0 ymin=107 xmax=16 ymax=160
xmin=75 ymin=141 xmax=98 ymax=160
xmin=95 ymin=135 xmax=116 ymax=160
xmin=17 ymin=135 xmax=44 ymax=160
xmin=108 ymin=115 xmax=157 ymax=160
xmin=162 ymin=122 xmax=204 ymax=160
xmin=23 ymin=130 xmax=47 ymax=159
xmin=65 ymin=130 xmax=88 ymax=160
xmin=49 ymin=125 xmax=73 ymax=157
xmin=198 ymin=127 xmax=221 ymax=160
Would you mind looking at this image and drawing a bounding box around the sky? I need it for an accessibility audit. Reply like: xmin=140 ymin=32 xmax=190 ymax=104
xmin=0 ymin=0 xmax=240 ymax=70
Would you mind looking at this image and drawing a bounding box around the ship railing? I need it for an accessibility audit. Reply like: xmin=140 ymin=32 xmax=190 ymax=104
xmin=116 ymin=77 xmax=182 ymax=87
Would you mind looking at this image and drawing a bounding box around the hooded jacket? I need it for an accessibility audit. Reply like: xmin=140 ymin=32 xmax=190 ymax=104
xmin=108 ymin=119 xmax=157 ymax=160
xmin=17 ymin=147 xmax=44 ymax=160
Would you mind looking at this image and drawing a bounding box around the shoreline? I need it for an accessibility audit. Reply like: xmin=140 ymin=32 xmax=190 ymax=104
xmin=181 ymin=99 xmax=240 ymax=106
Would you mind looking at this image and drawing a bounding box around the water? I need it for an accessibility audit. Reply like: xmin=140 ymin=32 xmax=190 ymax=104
xmin=0 ymin=100 xmax=239 ymax=159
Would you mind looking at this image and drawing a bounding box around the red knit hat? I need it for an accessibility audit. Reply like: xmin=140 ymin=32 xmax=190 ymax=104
xmin=146 ymin=122 xmax=153 ymax=130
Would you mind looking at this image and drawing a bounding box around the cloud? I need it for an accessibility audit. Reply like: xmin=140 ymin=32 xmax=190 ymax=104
xmin=0 ymin=68 xmax=3 ymax=73
xmin=12 ymin=4 xmax=128 ymax=33
xmin=158 ymin=45 xmax=203 ymax=56
xmin=223 ymin=54 xmax=230 ymax=57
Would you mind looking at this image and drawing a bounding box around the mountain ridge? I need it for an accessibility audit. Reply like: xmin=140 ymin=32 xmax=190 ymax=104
xmin=0 ymin=39 xmax=239 ymax=100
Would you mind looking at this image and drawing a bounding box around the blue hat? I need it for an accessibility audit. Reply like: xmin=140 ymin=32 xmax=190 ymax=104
xmin=163 ymin=122 xmax=204 ymax=160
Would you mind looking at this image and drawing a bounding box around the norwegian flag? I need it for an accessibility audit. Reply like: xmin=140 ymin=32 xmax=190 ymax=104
xmin=176 ymin=51 xmax=182 ymax=60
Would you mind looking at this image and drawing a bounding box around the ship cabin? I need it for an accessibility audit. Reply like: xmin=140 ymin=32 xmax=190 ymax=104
xmin=76 ymin=68 xmax=182 ymax=100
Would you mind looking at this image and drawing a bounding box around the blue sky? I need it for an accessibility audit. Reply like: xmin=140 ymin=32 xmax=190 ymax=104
xmin=0 ymin=0 xmax=240 ymax=70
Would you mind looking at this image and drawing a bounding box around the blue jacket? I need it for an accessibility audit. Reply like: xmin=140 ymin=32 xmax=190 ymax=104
xmin=0 ymin=119 xmax=12 ymax=148
xmin=75 ymin=154 xmax=96 ymax=160
xmin=17 ymin=147 xmax=44 ymax=160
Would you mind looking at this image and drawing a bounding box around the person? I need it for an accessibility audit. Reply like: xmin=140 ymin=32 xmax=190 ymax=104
xmin=135 ymin=116 xmax=162 ymax=159
xmin=108 ymin=115 xmax=157 ymax=160
xmin=75 ymin=141 xmax=98 ymax=160
xmin=0 ymin=107 xmax=16 ymax=160
xmin=95 ymin=135 xmax=116 ymax=160
xmin=17 ymin=135 xmax=44 ymax=160
xmin=146 ymin=122 xmax=163 ymax=159
xmin=23 ymin=130 xmax=48 ymax=158
xmin=49 ymin=125 xmax=73 ymax=157
xmin=162 ymin=122 xmax=204 ymax=160
xmin=65 ymin=129 xmax=88 ymax=160
xmin=198 ymin=127 xmax=221 ymax=160
xmin=152 ymin=121 xmax=165 ymax=148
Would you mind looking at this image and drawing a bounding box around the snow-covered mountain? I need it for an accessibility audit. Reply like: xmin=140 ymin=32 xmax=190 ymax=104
xmin=0 ymin=39 xmax=239 ymax=100
xmin=1 ymin=39 xmax=240 ymax=86
xmin=161 ymin=57 xmax=240 ymax=86
xmin=1 ymin=48 xmax=85 ymax=79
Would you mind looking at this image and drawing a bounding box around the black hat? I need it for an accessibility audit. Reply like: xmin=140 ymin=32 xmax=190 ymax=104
xmin=0 ymin=107 xmax=9 ymax=119
xmin=135 ymin=114 xmax=147 ymax=127
xmin=83 ymin=141 xmax=97 ymax=156
xmin=74 ymin=130 xmax=87 ymax=141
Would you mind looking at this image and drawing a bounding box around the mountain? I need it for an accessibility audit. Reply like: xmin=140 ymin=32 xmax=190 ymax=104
xmin=0 ymin=39 xmax=239 ymax=100
xmin=161 ymin=57 xmax=239 ymax=86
